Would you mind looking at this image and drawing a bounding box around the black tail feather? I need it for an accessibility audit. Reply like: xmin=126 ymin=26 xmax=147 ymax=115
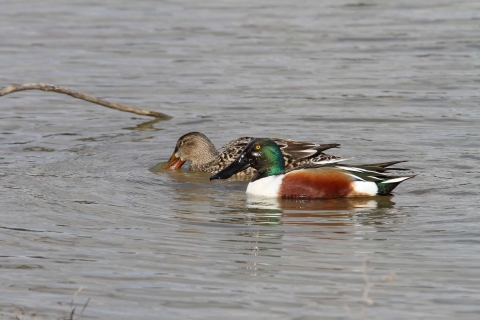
xmin=376 ymin=175 xmax=416 ymax=195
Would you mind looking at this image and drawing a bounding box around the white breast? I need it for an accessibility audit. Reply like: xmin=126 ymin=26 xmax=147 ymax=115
xmin=246 ymin=175 xmax=284 ymax=198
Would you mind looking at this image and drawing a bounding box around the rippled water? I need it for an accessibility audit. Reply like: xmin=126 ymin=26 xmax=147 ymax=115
xmin=1 ymin=1 xmax=480 ymax=319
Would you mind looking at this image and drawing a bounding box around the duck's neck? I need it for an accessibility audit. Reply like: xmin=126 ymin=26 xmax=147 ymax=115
xmin=190 ymin=140 xmax=220 ymax=169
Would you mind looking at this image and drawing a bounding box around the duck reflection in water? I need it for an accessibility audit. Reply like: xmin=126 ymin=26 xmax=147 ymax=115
xmin=229 ymin=196 xmax=399 ymax=277
xmin=247 ymin=195 xmax=395 ymax=212
xmin=244 ymin=195 xmax=396 ymax=226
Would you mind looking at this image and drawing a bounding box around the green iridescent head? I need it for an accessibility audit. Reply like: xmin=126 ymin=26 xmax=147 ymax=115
xmin=245 ymin=138 xmax=285 ymax=179
xmin=210 ymin=138 xmax=285 ymax=181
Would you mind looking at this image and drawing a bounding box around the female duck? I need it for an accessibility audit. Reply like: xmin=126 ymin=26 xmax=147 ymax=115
xmin=210 ymin=138 xmax=414 ymax=199
xmin=161 ymin=132 xmax=342 ymax=176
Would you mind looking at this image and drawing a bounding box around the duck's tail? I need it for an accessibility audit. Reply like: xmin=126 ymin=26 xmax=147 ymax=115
xmin=336 ymin=163 xmax=416 ymax=195
xmin=376 ymin=175 xmax=416 ymax=195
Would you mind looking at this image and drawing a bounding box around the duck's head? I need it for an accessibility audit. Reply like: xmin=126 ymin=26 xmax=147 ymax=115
xmin=210 ymin=138 xmax=285 ymax=181
xmin=162 ymin=132 xmax=218 ymax=169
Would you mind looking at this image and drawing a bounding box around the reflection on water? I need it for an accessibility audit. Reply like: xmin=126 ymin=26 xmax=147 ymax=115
xmin=246 ymin=196 xmax=397 ymax=227
xmin=123 ymin=118 xmax=166 ymax=131
xmin=247 ymin=196 xmax=395 ymax=212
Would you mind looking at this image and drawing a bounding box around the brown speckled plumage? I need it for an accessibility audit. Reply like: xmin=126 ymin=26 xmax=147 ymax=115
xmin=163 ymin=132 xmax=343 ymax=178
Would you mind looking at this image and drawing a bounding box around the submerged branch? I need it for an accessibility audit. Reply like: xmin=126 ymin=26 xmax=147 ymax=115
xmin=362 ymin=258 xmax=395 ymax=302
xmin=11 ymin=287 xmax=90 ymax=320
xmin=0 ymin=83 xmax=171 ymax=119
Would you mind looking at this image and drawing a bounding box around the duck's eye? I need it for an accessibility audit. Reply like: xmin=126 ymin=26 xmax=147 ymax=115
xmin=255 ymin=145 xmax=261 ymax=150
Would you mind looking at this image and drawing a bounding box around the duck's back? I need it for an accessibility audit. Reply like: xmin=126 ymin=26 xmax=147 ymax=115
xmin=210 ymin=137 xmax=342 ymax=178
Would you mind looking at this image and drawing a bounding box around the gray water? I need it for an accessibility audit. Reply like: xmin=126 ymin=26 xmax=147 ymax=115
xmin=1 ymin=0 xmax=480 ymax=319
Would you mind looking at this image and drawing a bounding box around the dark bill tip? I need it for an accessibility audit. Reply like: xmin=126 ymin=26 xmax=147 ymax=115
xmin=209 ymin=155 xmax=250 ymax=181
xmin=209 ymin=173 xmax=222 ymax=180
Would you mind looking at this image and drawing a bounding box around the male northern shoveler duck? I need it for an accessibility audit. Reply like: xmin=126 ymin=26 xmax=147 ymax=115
xmin=210 ymin=138 xmax=415 ymax=199
xmin=161 ymin=132 xmax=343 ymax=177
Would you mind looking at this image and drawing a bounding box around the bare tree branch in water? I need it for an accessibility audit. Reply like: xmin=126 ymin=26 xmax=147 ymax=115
xmin=11 ymin=288 xmax=90 ymax=320
xmin=345 ymin=258 xmax=395 ymax=320
xmin=66 ymin=287 xmax=90 ymax=320
xmin=361 ymin=258 xmax=395 ymax=306
xmin=0 ymin=83 xmax=171 ymax=119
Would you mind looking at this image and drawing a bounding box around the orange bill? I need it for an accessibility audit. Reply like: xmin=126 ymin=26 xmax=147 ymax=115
xmin=162 ymin=153 xmax=186 ymax=170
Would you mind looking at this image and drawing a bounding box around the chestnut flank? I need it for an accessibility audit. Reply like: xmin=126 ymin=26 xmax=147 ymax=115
xmin=279 ymin=169 xmax=354 ymax=199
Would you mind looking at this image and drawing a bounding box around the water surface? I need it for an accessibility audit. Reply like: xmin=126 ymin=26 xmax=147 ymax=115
xmin=1 ymin=1 xmax=480 ymax=319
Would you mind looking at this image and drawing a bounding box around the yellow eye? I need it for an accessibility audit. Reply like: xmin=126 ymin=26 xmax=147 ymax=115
xmin=255 ymin=145 xmax=261 ymax=150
